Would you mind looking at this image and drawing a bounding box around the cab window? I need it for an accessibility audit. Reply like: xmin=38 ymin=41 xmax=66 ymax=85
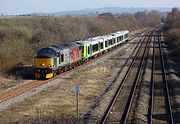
xmin=61 ymin=54 xmax=64 ymax=62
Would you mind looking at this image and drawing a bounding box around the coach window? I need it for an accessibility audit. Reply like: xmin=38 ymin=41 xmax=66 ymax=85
xmin=113 ymin=38 xmax=116 ymax=44
xmin=105 ymin=41 xmax=108 ymax=47
xmin=126 ymin=34 xmax=128 ymax=38
xmin=117 ymin=37 xmax=119 ymax=43
xmin=93 ymin=44 xmax=98 ymax=52
xmin=109 ymin=39 xmax=113 ymax=45
xmin=80 ymin=46 xmax=84 ymax=53
xmin=101 ymin=42 xmax=103 ymax=49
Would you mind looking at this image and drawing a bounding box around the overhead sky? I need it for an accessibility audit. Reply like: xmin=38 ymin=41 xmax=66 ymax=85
xmin=0 ymin=0 xmax=180 ymax=15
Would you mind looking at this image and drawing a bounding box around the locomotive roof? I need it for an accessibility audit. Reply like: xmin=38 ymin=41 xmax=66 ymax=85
xmin=48 ymin=46 xmax=60 ymax=52
xmin=59 ymin=42 xmax=80 ymax=49
xmin=38 ymin=46 xmax=59 ymax=53
xmin=51 ymin=45 xmax=69 ymax=52
xmin=37 ymin=47 xmax=58 ymax=58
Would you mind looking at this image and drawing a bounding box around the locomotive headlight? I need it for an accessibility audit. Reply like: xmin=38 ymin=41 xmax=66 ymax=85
xmin=40 ymin=63 xmax=45 ymax=66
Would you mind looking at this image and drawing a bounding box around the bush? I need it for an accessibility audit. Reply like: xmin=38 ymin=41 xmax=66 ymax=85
xmin=0 ymin=38 xmax=24 ymax=70
xmin=166 ymin=8 xmax=180 ymax=57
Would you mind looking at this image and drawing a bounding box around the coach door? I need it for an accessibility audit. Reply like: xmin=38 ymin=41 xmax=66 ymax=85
xmin=98 ymin=42 xmax=101 ymax=51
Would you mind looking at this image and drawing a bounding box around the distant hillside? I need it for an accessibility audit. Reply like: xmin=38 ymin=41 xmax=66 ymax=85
xmin=31 ymin=7 xmax=172 ymax=16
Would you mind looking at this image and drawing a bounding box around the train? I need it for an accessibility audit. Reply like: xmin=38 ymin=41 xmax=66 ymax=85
xmin=34 ymin=30 xmax=129 ymax=79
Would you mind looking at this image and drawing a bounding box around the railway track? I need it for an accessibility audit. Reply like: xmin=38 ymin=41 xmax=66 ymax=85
xmin=148 ymin=31 xmax=174 ymax=124
xmin=99 ymin=30 xmax=153 ymax=124
xmin=0 ymin=32 xmax=143 ymax=104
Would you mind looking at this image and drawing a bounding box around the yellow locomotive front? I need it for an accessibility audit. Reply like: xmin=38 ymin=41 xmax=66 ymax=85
xmin=34 ymin=57 xmax=54 ymax=79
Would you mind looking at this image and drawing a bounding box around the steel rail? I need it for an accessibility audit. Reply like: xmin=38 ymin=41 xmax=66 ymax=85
xmin=158 ymin=31 xmax=174 ymax=124
xmin=148 ymin=31 xmax=156 ymax=124
xmin=99 ymin=31 xmax=153 ymax=124
xmin=122 ymin=31 xmax=153 ymax=124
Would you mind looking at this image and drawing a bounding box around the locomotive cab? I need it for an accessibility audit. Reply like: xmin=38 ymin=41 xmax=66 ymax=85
xmin=34 ymin=47 xmax=59 ymax=79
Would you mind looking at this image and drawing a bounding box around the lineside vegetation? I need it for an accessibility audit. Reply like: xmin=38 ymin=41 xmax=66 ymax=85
xmin=166 ymin=8 xmax=180 ymax=57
